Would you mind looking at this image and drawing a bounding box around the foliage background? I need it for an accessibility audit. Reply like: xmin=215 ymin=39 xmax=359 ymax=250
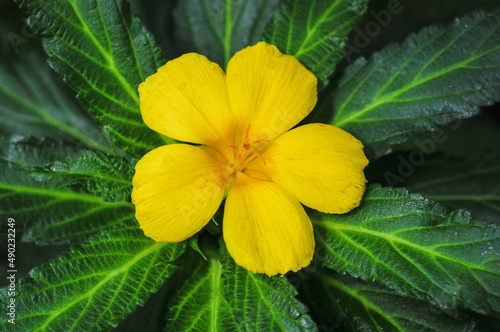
xmin=0 ymin=0 xmax=499 ymax=330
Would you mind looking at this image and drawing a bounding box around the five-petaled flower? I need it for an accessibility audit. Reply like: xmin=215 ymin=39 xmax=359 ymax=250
xmin=132 ymin=42 xmax=368 ymax=276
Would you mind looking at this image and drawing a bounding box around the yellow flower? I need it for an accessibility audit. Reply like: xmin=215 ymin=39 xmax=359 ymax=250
xmin=132 ymin=42 xmax=368 ymax=276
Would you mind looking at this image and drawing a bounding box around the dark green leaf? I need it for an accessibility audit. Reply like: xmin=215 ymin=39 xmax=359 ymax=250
xmin=34 ymin=150 xmax=134 ymax=202
xmin=14 ymin=0 xmax=174 ymax=158
xmin=174 ymin=0 xmax=279 ymax=67
xmin=404 ymin=153 xmax=500 ymax=224
xmin=130 ymin=0 xmax=176 ymax=60
xmin=220 ymin=243 xmax=317 ymax=331
xmin=165 ymin=258 xmax=240 ymax=331
xmin=0 ymin=162 xmax=134 ymax=244
xmin=300 ymin=270 xmax=476 ymax=331
xmin=165 ymin=244 xmax=317 ymax=331
xmin=0 ymin=53 xmax=110 ymax=153
xmin=188 ymin=236 xmax=208 ymax=260
xmin=1 ymin=136 xmax=133 ymax=202
xmin=117 ymin=266 xmax=193 ymax=332
xmin=263 ymin=0 xmax=368 ymax=86
xmin=331 ymin=9 xmax=500 ymax=159
xmin=0 ymin=220 xmax=185 ymax=331
xmin=313 ymin=184 xmax=500 ymax=314
xmin=403 ymin=115 xmax=500 ymax=158
xmin=0 ymin=135 xmax=81 ymax=167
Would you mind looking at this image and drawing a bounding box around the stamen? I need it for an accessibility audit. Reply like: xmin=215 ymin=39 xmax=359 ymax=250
xmin=255 ymin=152 xmax=266 ymax=165
xmin=239 ymin=154 xmax=258 ymax=169
xmin=245 ymin=124 xmax=251 ymax=141
xmin=239 ymin=152 xmax=266 ymax=169
xmin=222 ymin=124 xmax=270 ymax=174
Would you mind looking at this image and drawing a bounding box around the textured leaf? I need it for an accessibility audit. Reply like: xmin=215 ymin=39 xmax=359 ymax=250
xmin=166 ymin=245 xmax=317 ymax=331
xmin=300 ymin=270 xmax=476 ymax=332
xmin=130 ymin=0 xmax=176 ymax=60
xmin=263 ymin=0 xmax=368 ymax=86
xmin=117 ymin=267 xmax=193 ymax=332
xmin=312 ymin=184 xmax=500 ymax=314
xmin=220 ymin=243 xmax=317 ymax=331
xmin=404 ymin=153 xmax=500 ymax=224
xmin=0 ymin=53 xmax=110 ymax=153
xmin=33 ymin=150 xmax=134 ymax=202
xmin=165 ymin=258 xmax=240 ymax=331
xmin=0 ymin=162 xmax=134 ymax=244
xmin=174 ymin=0 xmax=279 ymax=67
xmin=0 ymin=134 xmax=81 ymax=167
xmin=1 ymin=135 xmax=133 ymax=203
xmin=14 ymin=0 xmax=174 ymax=158
xmin=331 ymin=9 xmax=500 ymax=159
xmin=0 ymin=220 xmax=185 ymax=331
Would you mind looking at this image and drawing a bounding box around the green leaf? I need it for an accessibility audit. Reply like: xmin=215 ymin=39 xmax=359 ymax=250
xmin=405 ymin=116 xmax=500 ymax=158
xmin=0 ymin=220 xmax=185 ymax=331
xmin=0 ymin=162 xmax=134 ymax=244
xmin=165 ymin=258 xmax=240 ymax=331
xmin=130 ymin=0 xmax=177 ymax=60
xmin=33 ymin=150 xmax=134 ymax=202
xmin=404 ymin=153 xmax=500 ymax=224
xmin=300 ymin=270 xmax=477 ymax=331
xmin=220 ymin=243 xmax=317 ymax=331
xmin=174 ymin=0 xmax=279 ymax=68
xmin=263 ymin=0 xmax=368 ymax=86
xmin=0 ymin=135 xmax=81 ymax=167
xmin=1 ymin=136 xmax=133 ymax=202
xmin=117 ymin=266 xmax=193 ymax=331
xmin=312 ymin=184 xmax=500 ymax=314
xmin=166 ymin=244 xmax=317 ymax=331
xmin=0 ymin=53 xmax=110 ymax=154
xmin=331 ymin=9 xmax=500 ymax=159
xmin=14 ymin=0 xmax=174 ymax=158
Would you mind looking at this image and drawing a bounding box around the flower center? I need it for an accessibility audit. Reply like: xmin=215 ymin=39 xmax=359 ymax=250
xmin=224 ymin=125 xmax=269 ymax=176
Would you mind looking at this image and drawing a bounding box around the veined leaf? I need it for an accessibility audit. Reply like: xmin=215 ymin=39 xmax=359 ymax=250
xmin=263 ymin=0 xmax=368 ymax=86
xmin=165 ymin=258 xmax=240 ymax=331
xmin=312 ymin=184 xmax=500 ymax=314
xmin=300 ymin=270 xmax=476 ymax=332
xmin=174 ymin=0 xmax=279 ymax=67
xmin=1 ymin=136 xmax=133 ymax=202
xmin=0 ymin=53 xmax=110 ymax=153
xmin=220 ymin=243 xmax=317 ymax=331
xmin=34 ymin=150 xmax=134 ymax=202
xmin=0 ymin=162 xmax=134 ymax=244
xmin=117 ymin=266 xmax=193 ymax=331
xmin=0 ymin=220 xmax=185 ymax=331
xmin=331 ymin=9 xmax=500 ymax=159
xmin=166 ymin=245 xmax=316 ymax=331
xmin=405 ymin=153 xmax=500 ymax=224
xmin=0 ymin=135 xmax=81 ymax=167
xmin=14 ymin=0 xmax=174 ymax=158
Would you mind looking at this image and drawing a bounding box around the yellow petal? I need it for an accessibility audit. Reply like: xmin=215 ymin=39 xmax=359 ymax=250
xmin=223 ymin=175 xmax=314 ymax=276
xmin=139 ymin=53 xmax=235 ymax=147
xmin=226 ymin=42 xmax=317 ymax=142
xmin=132 ymin=144 xmax=227 ymax=242
xmin=249 ymin=123 xmax=368 ymax=214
